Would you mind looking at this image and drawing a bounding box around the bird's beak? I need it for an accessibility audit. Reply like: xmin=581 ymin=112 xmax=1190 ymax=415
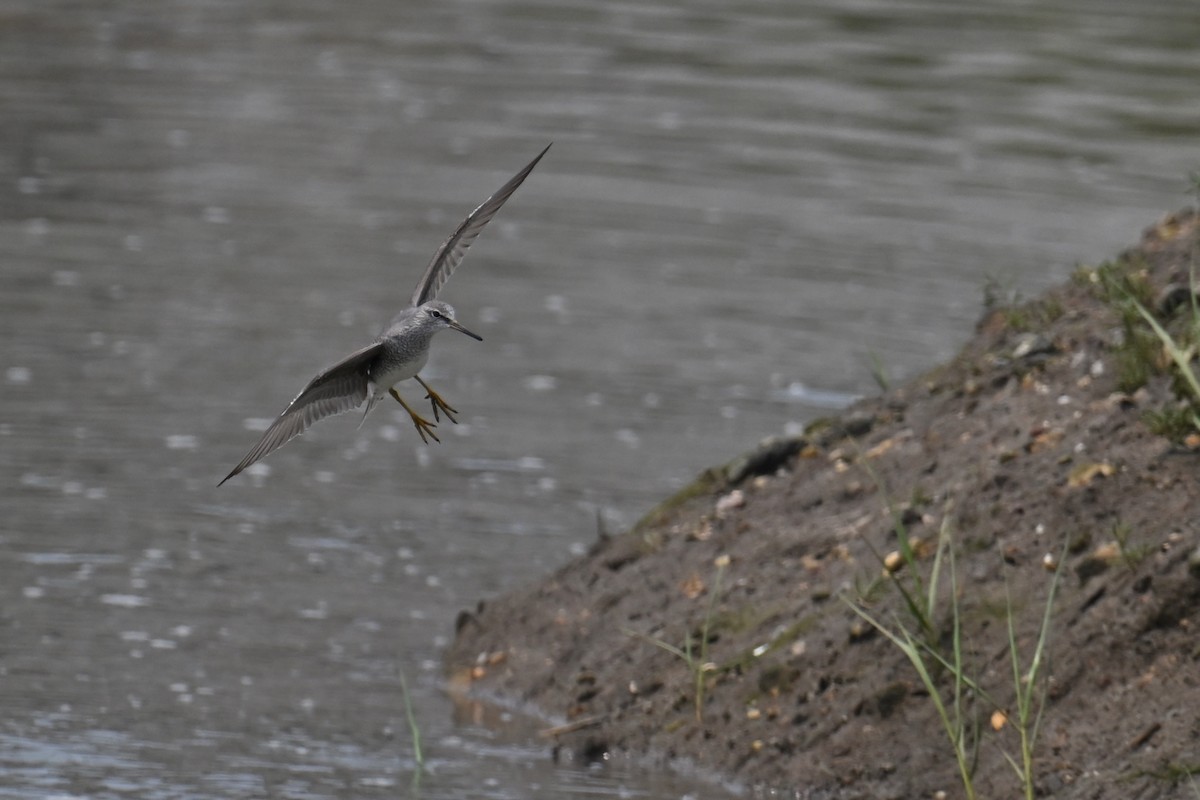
xmin=449 ymin=319 xmax=483 ymax=341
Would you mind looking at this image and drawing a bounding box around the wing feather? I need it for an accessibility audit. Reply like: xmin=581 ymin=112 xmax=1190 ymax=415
xmin=410 ymin=143 xmax=551 ymax=306
xmin=219 ymin=342 xmax=383 ymax=485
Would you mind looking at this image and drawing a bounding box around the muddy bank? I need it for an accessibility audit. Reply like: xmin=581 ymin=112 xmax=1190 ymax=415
xmin=446 ymin=211 xmax=1200 ymax=798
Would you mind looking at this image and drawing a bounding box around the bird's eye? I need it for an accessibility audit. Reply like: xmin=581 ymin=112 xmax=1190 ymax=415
xmin=429 ymin=309 xmax=443 ymax=318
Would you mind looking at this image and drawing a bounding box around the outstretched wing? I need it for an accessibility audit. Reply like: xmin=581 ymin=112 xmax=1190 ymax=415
xmin=410 ymin=143 xmax=551 ymax=307
xmin=219 ymin=342 xmax=383 ymax=485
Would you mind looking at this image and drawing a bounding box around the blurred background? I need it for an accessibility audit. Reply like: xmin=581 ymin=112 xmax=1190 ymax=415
xmin=2 ymin=1 xmax=1198 ymax=797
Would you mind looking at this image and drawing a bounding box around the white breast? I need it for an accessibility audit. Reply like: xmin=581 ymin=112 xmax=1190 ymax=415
xmin=371 ymin=349 xmax=429 ymax=394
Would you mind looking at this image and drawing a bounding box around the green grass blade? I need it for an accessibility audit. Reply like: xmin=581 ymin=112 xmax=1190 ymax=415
xmin=398 ymin=669 xmax=424 ymax=773
xmin=1131 ymin=297 xmax=1200 ymax=400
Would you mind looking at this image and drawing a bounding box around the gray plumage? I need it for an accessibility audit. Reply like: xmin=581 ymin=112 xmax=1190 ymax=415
xmin=220 ymin=144 xmax=549 ymax=486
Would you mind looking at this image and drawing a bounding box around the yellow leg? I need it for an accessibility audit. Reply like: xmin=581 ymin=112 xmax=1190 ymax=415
xmin=415 ymin=375 xmax=459 ymax=424
xmin=389 ymin=387 xmax=440 ymax=444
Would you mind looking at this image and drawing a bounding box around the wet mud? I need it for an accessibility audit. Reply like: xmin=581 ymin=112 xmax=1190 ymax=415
xmin=448 ymin=211 xmax=1200 ymax=799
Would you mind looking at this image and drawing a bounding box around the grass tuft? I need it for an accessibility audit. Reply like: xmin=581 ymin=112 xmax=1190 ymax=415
xmin=624 ymin=555 xmax=729 ymax=722
xmin=1088 ymin=206 xmax=1200 ymax=437
xmin=848 ymin=516 xmax=981 ymax=799
xmin=846 ymin=494 xmax=1066 ymax=800
xmin=1000 ymin=546 xmax=1065 ymax=800
xmin=866 ymin=350 xmax=891 ymax=393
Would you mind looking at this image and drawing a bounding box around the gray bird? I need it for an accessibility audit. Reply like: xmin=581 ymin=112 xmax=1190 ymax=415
xmin=220 ymin=144 xmax=550 ymax=486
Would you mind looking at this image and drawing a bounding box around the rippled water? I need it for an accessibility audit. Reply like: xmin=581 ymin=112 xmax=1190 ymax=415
xmin=3 ymin=0 xmax=1198 ymax=796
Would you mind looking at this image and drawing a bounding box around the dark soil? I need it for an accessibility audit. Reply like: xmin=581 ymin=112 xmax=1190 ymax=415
xmin=445 ymin=211 xmax=1200 ymax=799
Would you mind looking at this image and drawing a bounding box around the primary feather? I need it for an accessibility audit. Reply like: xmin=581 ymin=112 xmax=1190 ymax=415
xmin=219 ymin=343 xmax=381 ymax=485
xmin=410 ymin=143 xmax=551 ymax=306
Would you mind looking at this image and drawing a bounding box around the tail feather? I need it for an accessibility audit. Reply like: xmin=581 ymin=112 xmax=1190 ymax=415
xmin=359 ymin=388 xmax=382 ymax=429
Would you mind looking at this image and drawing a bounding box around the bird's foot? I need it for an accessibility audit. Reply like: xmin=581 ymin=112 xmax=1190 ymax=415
xmin=389 ymin=388 xmax=441 ymax=444
xmin=416 ymin=377 xmax=459 ymax=424
xmin=409 ymin=412 xmax=440 ymax=444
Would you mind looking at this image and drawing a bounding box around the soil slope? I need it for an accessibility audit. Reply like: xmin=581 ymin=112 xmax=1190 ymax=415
xmin=446 ymin=211 xmax=1200 ymax=799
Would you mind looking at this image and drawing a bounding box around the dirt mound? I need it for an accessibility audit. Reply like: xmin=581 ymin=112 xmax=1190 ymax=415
xmin=446 ymin=211 xmax=1200 ymax=799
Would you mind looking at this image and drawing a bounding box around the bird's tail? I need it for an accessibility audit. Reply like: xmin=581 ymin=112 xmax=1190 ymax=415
xmin=359 ymin=389 xmax=382 ymax=429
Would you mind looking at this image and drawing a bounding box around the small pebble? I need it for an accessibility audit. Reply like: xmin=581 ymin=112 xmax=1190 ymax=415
xmin=715 ymin=490 xmax=745 ymax=515
xmin=1187 ymin=547 xmax=1200 ymax=578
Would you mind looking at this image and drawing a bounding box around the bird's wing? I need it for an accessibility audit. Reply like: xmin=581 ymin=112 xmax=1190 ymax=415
xmin=410 ymin=143 xmax=551 ymax=307
xmin=219 ymin=342 xmax=383 ymax=485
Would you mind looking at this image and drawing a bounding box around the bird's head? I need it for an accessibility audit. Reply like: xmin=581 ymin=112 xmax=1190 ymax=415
xmin=422 ymin=301 xmax=482 ymax=341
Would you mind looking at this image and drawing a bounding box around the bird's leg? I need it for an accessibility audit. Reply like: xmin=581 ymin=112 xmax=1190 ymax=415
xmin=415 ymin=375 xmax=459 ymax=424
xmin=389 ymin=388 xmax=440 ymax=444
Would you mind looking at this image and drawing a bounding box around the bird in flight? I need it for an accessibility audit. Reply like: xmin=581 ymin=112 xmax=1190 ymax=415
xmin=220 ymin=144 xmax=550 ymax=486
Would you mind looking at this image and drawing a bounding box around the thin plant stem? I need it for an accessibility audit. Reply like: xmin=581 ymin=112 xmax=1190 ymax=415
xmin=854 ymin=455 xmax=935 ymax=640
xmin=398 ymin=669 xmax=424 ymax=777
xmin=695 ymin=558 xmax=726 ymax=721
xmin=1003 ymin=545 xmax=1065 ymax=800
